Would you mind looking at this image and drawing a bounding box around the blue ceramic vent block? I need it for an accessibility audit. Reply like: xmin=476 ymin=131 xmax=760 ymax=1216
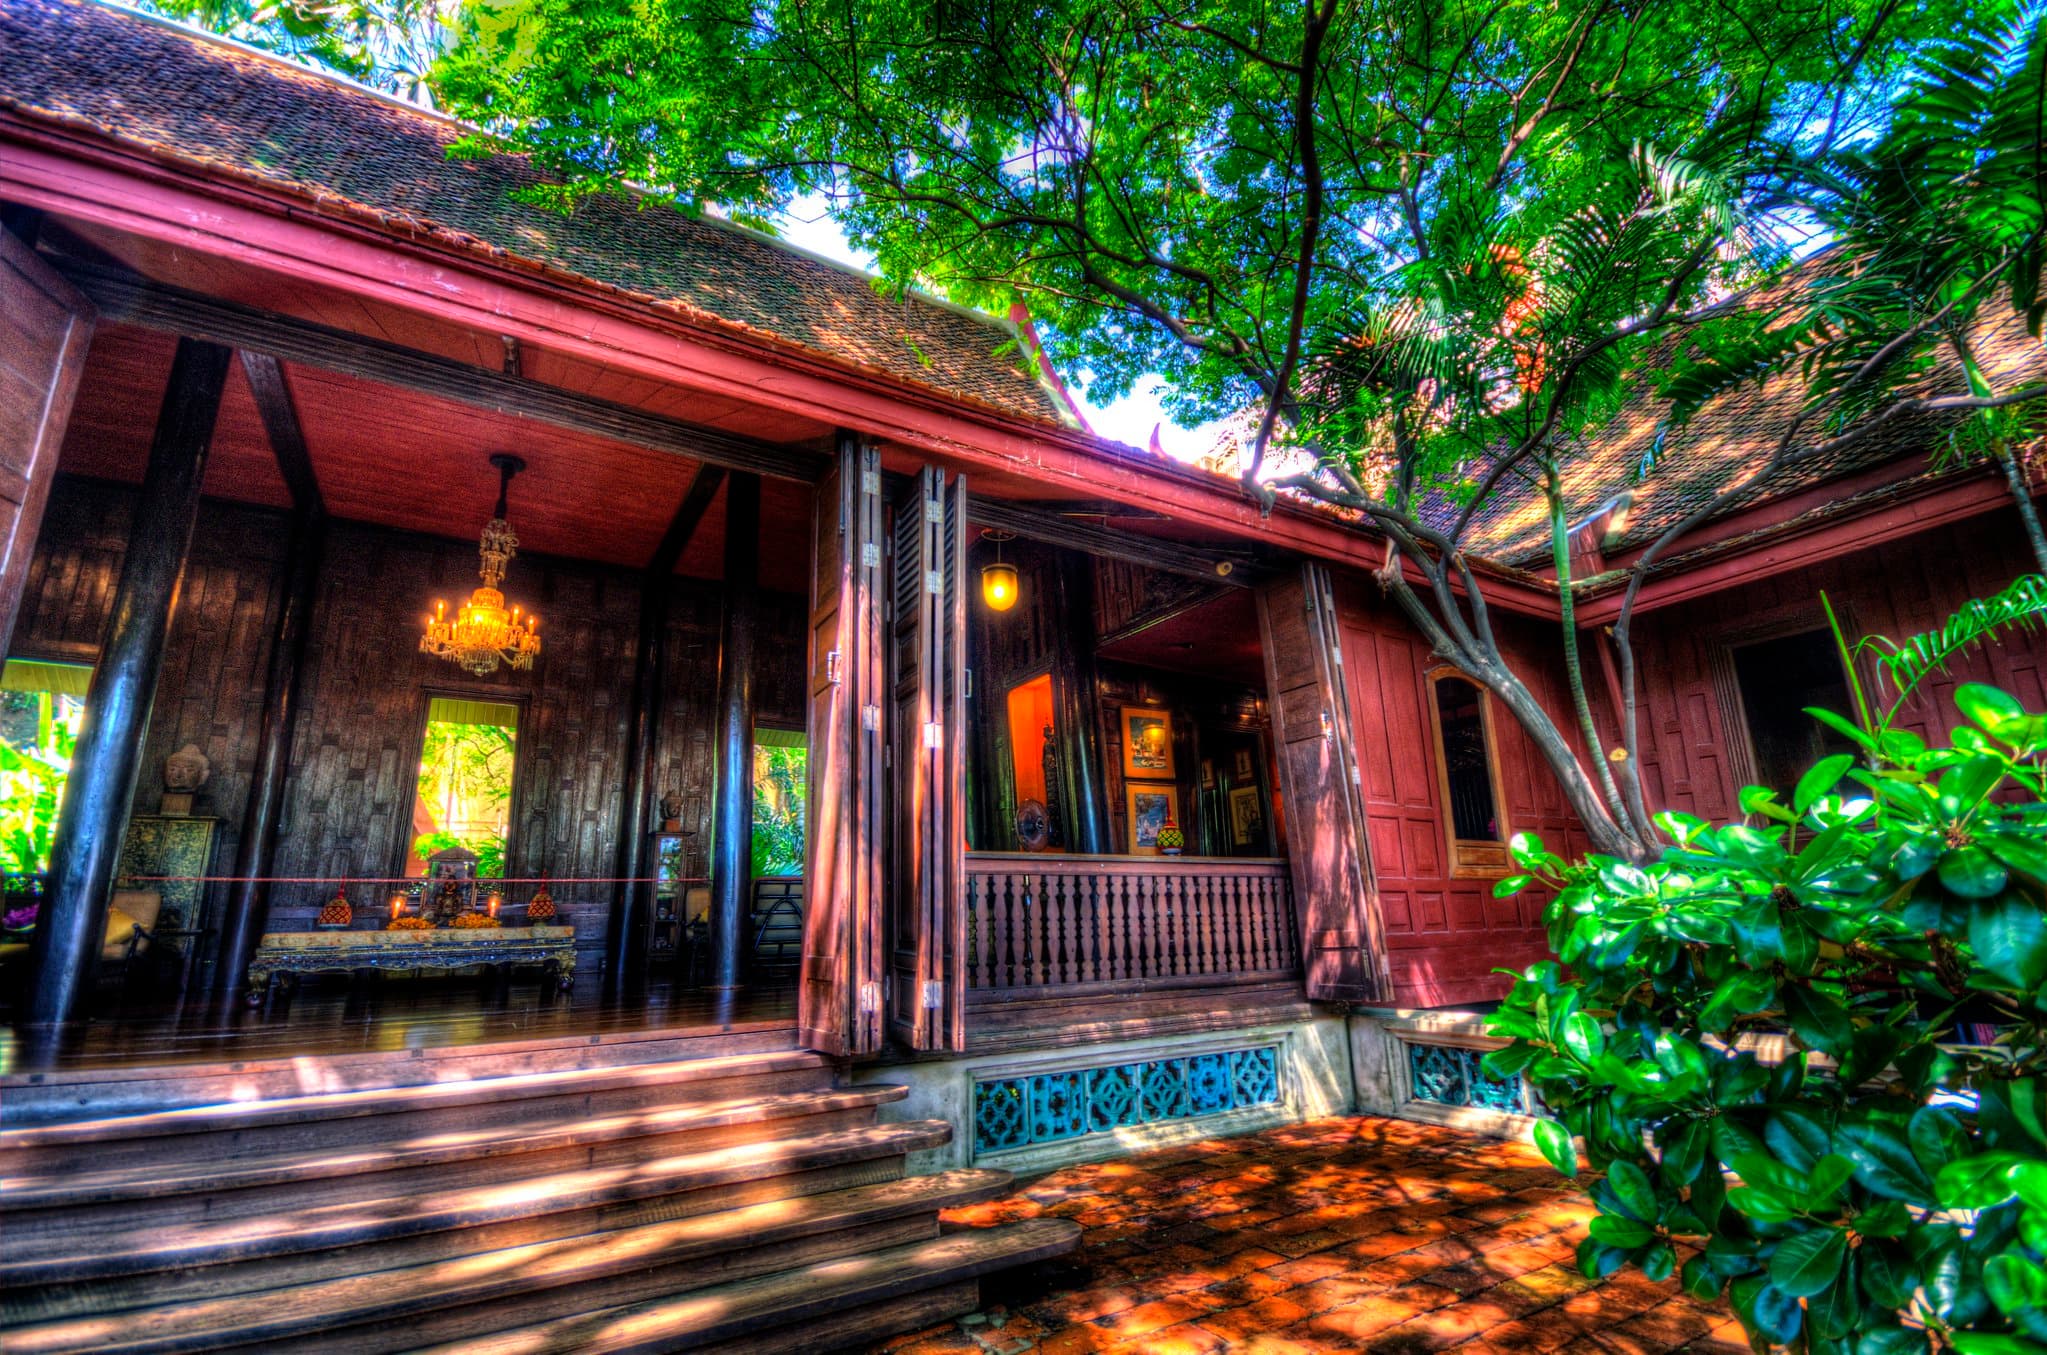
xmin=1405 ymin=1041 xmax=1531 ymax=1114
xmin=973 ymin=1045 xmax=1282 ymax=1155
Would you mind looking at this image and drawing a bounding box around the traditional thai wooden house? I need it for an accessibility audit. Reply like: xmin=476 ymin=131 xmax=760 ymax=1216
xmin=0 ymin=0 xmax=2042 ymax=1348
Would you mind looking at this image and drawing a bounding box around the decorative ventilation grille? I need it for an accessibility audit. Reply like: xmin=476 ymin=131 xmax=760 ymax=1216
xmin=1405 ymin=1042 xmax=1533 ymax=1114
xmin=973 ymin=1046 xmax=1281 ymax=1155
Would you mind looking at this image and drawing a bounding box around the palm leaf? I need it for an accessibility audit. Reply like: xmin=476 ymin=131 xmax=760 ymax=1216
xmin=1862 ymin=572 xmax=2047 ymax=703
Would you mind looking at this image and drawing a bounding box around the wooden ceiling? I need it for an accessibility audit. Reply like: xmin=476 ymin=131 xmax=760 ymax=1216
xmin=57 ymin=323 xmax=817 ymax=594
xmin=1096 ymin=590 xmax=1267 ymax=689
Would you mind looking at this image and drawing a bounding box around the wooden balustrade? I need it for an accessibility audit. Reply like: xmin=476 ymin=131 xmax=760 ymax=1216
xmin=964 ymin=854 xmax=1298 ymax=993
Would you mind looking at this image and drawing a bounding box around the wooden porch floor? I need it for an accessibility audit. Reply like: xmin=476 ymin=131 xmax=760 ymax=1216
xmin=0 ymin=974 xmax=796 ymax=1075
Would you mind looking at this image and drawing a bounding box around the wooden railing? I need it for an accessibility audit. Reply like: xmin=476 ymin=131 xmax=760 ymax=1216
xmin=965 ymin=854 xmax=1298 ymax=993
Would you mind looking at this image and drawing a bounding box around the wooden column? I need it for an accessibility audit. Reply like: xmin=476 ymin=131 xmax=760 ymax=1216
xmin=607 ymin=467 xmax=725 ymax=989
xmin=25 ymin=338 xmax=230 ymax=1029
xmin=212 ymin=354 xmax=324 ymax=1004
xmin=1050 ymin=551 xmax=1111 ymax=854
xmin=709 ymin=473 xmax=761 ymax=990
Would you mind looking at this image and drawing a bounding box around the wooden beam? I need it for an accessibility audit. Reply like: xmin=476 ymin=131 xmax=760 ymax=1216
xmin=967 ymin=495 xmax=1265 ymax=587
xmin=238 ymin=352 xmax=324 ymax=515
xmin=54 ymin=259 xmax=823 ymax=485
xmin=606 ymin=463 xmax=727 ymax=988
xmin=28 ymin=337 xmax=230 ymax=1031
xmin=214 ymin=351 xmax=326 ymax=1005
xmin=648 ymin=467 xmax=729 ymax=576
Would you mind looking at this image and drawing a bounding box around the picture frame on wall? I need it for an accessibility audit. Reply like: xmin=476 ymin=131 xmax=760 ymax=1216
xmin=1200 ymin=758 xmax=1216 ymax=791
xmin=1120 ymin=706 xmax=1176 ymax=779
xmin=1228 ymin=785 xmax=1264 ymax=847
xmin=1232 ymin=745 xmax=1256 ymax=783
xmin=1125 ymin=782 xmax=1178 ymax=855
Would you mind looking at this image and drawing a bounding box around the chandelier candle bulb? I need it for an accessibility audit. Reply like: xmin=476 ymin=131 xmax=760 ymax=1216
xmin=421 ymin=454 xmax=542 ymax=675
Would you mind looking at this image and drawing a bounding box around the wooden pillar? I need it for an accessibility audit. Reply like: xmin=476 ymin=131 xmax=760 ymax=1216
xmin=1051 ymin=551 xmax=1111 ymax=855
xmin=25 ymin=338 xmax=230 ymax=1029
xmin=213 ymin=354 xmax=324 ymax=1005
xmin=606 ymin=574 xmax=668 ymax=990
xmin=607 ymin=467 xmax=724 ymax=990
xmin=214 ymin=512 xmax=322 ymax=1000
xmin=709 ymin=473 xmax=761 ymax=989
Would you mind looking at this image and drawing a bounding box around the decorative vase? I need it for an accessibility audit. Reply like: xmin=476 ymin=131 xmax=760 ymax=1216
xmin=526 ymin=882 xmax=556 ymax=924
xmin=316 ymin=887 xmax=352 ymax=929
xmin=1156 ymin=814 xmax=1185 ymax=856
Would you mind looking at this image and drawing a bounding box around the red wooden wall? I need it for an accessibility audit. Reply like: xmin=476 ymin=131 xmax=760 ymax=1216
xmin=1330 ymin=504 xmax=2046 ymax=1011
xmin=1624 ymin=509 xmax=2046 ymax=821
xmin=1333 ymin=580 xmax=1589 ymax=1008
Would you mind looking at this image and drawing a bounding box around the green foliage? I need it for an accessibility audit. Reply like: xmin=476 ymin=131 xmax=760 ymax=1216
xmin=1859 ymin=574 xmax=2047 ymax=717
xmin=412 ymin=716 xmax=514 ymax=876
xmin=0 ymin=691 xmax=79 ymax=876
xmin=410 ymin=828 xmax=505 ymax=878
xmin=751 ymin=743 xmax=806 ymax=877
xmin=1488 ymin=675 xmax=2047 ymax=1352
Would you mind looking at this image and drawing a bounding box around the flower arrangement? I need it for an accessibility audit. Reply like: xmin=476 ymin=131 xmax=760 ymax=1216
xmin=386 ymin=915 xmax=432 ymax=931
xmin=452 ymin=911 xmax=500 ymax=929
xmin=2 ymin=902 xmax=36 ymax=931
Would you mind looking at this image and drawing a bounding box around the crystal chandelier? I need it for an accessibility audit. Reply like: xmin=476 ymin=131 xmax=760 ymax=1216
xmin=421 ymin=453 xmax=541 ymax=675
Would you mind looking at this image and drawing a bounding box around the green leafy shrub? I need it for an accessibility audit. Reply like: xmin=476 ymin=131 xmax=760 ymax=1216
xmin=1488 ymin=681 xmax=2047 ymax=1353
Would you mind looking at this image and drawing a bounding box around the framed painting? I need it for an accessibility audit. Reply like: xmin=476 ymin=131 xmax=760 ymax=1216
xmin=1125 ymin=782 xmax=1178 ymax=856
xmin=1120 ymin=706 xmax=1176 ymax=779
xmin=1232 ymin=746 xmax=1256 ymax=783
xmin=1228 ymin=786 xmax=1264 ymax=847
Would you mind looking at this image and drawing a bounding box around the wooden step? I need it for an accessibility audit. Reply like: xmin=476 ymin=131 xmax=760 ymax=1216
xmin=409 ymin=1219 xmax=1083 ymax=1355
xmin=0 ymin=1024 xmax=800 ymax=1126
xmin=0 ymin=1119 xmax=955 ymax=1285
xmin=2 ymin=1085 xmax=907 ymax=1208
xmin=0 ymin=1050 xmax=833 ymax=1172
xmin=1 ymin=1170 xmax=1020 ymax=1353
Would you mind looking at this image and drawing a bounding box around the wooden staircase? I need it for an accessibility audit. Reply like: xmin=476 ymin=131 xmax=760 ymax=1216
xmin=0 ymin=1031 xmax=1078 ymax=1353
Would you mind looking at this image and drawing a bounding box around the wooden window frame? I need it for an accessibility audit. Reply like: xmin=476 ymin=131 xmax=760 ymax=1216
xmin=1706 ymin=605 xmax=1861 ymax=801
xmin=1423 ymin=665 xmax=1512 ymax=878
xmin=394 ymin=683 xmax=531 ymax=880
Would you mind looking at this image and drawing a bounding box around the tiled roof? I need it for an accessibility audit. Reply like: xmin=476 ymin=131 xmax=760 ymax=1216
xmin=1452 ymin=257 xmax=2047 ymax=566
xmin=0 ymin=0 xmax=1074 ymax=425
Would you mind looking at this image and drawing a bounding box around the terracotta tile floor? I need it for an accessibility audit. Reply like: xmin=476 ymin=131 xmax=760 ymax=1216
xmin=875 ymin=1115 xmax=1744 ymax=1355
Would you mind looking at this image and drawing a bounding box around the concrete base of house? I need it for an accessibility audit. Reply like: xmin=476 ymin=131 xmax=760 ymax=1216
xmin=857 ymin=1015 xmax=1357 ymax=1176
xmin=858 ymin=1004 xmax=1560 ymax=1176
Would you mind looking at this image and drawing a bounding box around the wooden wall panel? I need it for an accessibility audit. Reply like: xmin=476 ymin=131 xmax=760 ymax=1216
xmin=10 ymin=474 xmax=804 ymax=982
xmin=1334 ymin=580 xmax=1583 ymax=1008
xmin=1627 ymin=510 xmax=2047 ymax=817
xmin=0 ymin=232 xmax=93 ymax=657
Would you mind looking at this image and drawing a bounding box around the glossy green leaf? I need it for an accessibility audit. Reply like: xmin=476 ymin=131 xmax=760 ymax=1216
xmin=1769 ymin=1225 xmax=1849 ymax=1297
xmin=1533 ymin=1118 xmax=1578 ymax=1178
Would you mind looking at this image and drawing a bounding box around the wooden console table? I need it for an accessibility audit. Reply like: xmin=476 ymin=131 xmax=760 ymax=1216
xmin=246 ymin=926 xmax=577 ymax=1001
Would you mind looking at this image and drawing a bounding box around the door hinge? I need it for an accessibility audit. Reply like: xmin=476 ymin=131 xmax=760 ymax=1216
xmin=964 ymin=668 xmax=974 ymax=698
xmin=862 ymin=704 xmax=883 ymax=731
xmin=922 ymin=980 xmax=944 ymax=1010
xmin=926 ymin=569 xmax=943 ymax=595
xmin=924 ymin=498 xmax=944 ymax=523
xmin=859 ymin=981 xmax=882 ymax=1014
xmin=861 ymin=542 xmax=881 ymax=569
xmin=861 ymin=469 xmax=881 ymax=496
xmin=923 ymin=721 xmax=943 ymax=749
xmin=825 ymin=649 xmax=842 ymax=685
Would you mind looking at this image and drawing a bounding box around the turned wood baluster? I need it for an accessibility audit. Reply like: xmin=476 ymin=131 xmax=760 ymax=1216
xmin=1109 ymin=873 xmax=1129 ymax=981
xmin=998 ymin=873 xmax=1019 ymax=988
xmin=1055 ymin=873 xmax=1076 ymax=986
xmin=1210 ymin=875 xmax=1231 ymax=976
xmin=1077 ymin=871 xmax=1096 ymax=983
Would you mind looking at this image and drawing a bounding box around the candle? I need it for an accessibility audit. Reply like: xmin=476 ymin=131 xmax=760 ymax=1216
xmin=390 ymin=892 xmax=404 ymax=919
xmin=487 ymin=893 xmax=501 ymax=918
